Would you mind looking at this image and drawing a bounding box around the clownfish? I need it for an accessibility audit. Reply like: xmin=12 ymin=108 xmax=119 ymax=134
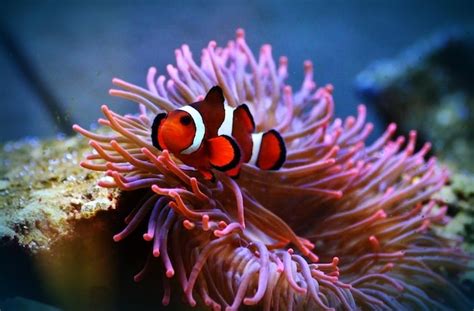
xmin=151 ymin=86 xmax=286 ymax=181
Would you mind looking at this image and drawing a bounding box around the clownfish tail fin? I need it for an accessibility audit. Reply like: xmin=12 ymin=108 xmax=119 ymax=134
xmin=207 ymin=135 xmax=241 ymax=172
xmin=251 ymin=129 xmax=286 ymax=170
xmin=151 ymin=112 xmax=167 ymax=150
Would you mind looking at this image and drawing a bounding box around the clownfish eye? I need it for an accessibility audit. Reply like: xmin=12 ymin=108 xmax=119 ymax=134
xmin=180 ymin=115 xmax=192 ymax=126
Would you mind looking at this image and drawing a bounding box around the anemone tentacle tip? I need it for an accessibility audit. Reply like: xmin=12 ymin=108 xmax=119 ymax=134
xmin=112 ymin=234 xmax=121 ymax=242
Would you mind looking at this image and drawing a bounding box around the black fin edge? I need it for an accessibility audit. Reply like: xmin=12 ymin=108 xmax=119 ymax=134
xmin=211 ymin=135 xmax=242 ymax=172
xmin=151 ymin=113 xmax=167 ymax=151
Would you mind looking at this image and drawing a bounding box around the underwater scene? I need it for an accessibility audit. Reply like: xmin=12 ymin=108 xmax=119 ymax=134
xmin=1 ymin=1 xmax=474 ymax=310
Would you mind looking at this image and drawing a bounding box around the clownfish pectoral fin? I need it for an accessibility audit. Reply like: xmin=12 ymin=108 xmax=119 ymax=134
xmin=234 ymin=104 xmax=255 ymax=133
xmin=199 ymin=169 xmax=215 ymax=182
xmin=225 ymin=165 xmax=241 ymax=179
xmin=207 ymin=135 xmax=241 ymax=172
xmin=204 ymin=86 xmax=225 ymax=106
xmin=151 ymin=112 xmax=167 ymax=150
xmin=255 ymin=129 xmax=286 ymax=170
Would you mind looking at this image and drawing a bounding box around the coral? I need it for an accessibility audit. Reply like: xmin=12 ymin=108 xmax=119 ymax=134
xmin=73 ymin=29 xmax=472 ymax=310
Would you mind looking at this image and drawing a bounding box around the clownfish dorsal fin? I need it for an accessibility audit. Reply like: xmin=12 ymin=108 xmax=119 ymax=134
xmin=193 ymin=86 xmax=226 ymax=138
xmin=233 ymin=104 xmax=255 ymax=133
xmin=151 ymin=112 xmax=167 ymax=150
xmin=204 ymin=86 xmax=225 ymax=107
xmin=207 ymin=135 xmax=241 ymax=172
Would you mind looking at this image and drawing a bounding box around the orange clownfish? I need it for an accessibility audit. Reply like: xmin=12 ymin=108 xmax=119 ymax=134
xmin=151 ymin=86 xmax=286 ymax=181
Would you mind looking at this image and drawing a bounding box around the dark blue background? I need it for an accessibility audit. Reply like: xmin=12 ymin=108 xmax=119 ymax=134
xmin=1 ymin=0 xmax=473 ymax=143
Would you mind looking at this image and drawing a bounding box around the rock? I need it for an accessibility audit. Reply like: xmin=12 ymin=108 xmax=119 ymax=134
xmin=0 ymin=134 xmax=118 ymax=251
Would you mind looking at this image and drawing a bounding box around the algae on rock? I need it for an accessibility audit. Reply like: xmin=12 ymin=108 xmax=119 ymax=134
xmin=0 ymin=135 xmax=118 ymax=251
xmin=438 ymin=172 xmax=474 ymax=253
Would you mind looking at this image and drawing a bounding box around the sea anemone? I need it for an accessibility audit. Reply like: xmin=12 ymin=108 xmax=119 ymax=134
xmin=73 ymin=29 xmax=472 ymax=310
